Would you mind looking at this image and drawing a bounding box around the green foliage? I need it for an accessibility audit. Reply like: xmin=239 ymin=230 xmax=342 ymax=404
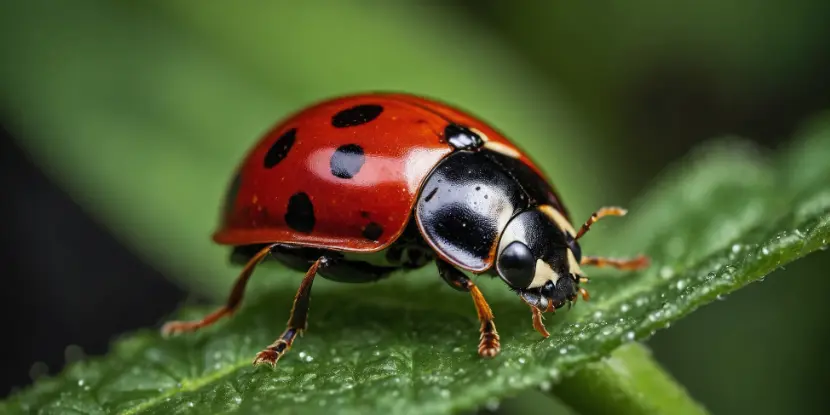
xmin=3 ymin=116 xmax=828 ymax=415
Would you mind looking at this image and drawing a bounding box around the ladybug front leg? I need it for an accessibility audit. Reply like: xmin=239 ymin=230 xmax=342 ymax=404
xmin=161 ymin=243 xmax=280 ymax=335
xmin=436 ymin=259 xmax=501 ymax=358
xmin=252 ymin=256 xmax=329 ymax=367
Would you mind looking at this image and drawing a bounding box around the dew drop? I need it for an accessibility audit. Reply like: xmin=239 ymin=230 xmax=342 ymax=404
xmin=716 ymin=294 xmax=726 ymax=301
xmin=233 ymin=397 xmax=242 ymax=404
xmin=539 ymin=380 xmax=552 ymax=392
xmin=659 ymin=266 xmax=673 ymax=279
xmin=622 ymin=331 xmax=636 ymax=342
xmin=549 ymin=368 xmax=561 ymax=380
xmin=559 ymin=348 xmax=568 ymax=355
xmin=762 ymin=247 xmax=770 ymax=255
xmin=298 ymin=351 xmax=307 ymax=359
xmin=452 ymin=347 xmax=462 ymax=353
xmin=517 ymin=357 xmax=526 ymax=365
xmin=593 ymin=310 xmax=603 ymax=319
xmin=373 ymin=350 xmax=381 ymax=357
xmin=620 ymin=303 xmax=630 ymax=313
xmin=188 ymin=402 xmax=194 ymax=408
xmin=440 ymin=389 xmax=450 ymax=398
xmin=731 ymin=244 xmax=741 ymax=254
xmin=77 ymin=379 xmax=85 ymax=387
xmin=484 ymin=399 xmax=501 ymax=411
xmin=485 ymin=369 xmax=494 ymax=377
xmin=676 ymin=279 xmax=687 ymax=290
xmin=305 ymin=355 xmax=314 ymax=363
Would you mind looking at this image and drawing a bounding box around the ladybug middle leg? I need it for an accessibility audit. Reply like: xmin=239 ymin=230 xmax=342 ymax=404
xmin=436 ymin=259 xmax=501 ymax=358
xmin=252 ymin=256 xmax=329 ymax=367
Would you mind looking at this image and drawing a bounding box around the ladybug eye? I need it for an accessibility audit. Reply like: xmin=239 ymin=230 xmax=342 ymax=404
xmin=497 ymin=241 xmax=536 ymax=289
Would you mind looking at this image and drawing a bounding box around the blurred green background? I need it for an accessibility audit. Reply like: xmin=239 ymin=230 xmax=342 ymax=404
xmin=1 ymin=1 xmax=829 ymax=414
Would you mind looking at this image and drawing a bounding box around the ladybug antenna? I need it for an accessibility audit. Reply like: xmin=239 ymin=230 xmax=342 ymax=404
xmin=574 ymin=207 xmax=628 ymax=241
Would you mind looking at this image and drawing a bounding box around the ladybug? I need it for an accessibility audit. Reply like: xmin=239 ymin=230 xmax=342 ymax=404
xmin=161 ymin=93 xmax=649 ymax=365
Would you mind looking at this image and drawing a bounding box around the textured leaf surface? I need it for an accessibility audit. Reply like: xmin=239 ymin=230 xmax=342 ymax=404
xmin=3 ymin=115 xmax=829 ymax=415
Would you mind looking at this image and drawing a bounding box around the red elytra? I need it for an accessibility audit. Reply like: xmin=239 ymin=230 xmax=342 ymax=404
xmin=213 ymin=93 xmax=566 ymax=254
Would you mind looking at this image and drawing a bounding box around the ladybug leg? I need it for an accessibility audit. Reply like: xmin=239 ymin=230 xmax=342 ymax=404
xmin=161 ymin=243 xmax=280 ymax=335
xmin=580 ymin=255 xmax=650 ymax=271
xmin=573 ymin=206 xmax=628 ymax=240
xmin=253 ymin=256 xmax=329 ymax=367
xmin=436 ymin=259 xmax=501 ymax=358
xmin=527 ymin=303 xmax=550 ymax=338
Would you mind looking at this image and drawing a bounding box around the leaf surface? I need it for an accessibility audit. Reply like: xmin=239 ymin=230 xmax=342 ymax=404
xmin=4 ymin=115 xmax=829 ymax=415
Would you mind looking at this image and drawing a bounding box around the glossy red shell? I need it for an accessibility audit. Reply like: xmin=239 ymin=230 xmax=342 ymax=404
xmin=213 ymin=93 xmax=565 ymax=253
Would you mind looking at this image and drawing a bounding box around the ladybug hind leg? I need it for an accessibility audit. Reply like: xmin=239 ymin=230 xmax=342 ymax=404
xmin=161 ymin=243 xmax=330 ymax=368
xmin=436 ymin=259 xmax=500 ymax=358
xmin=161 ymin=243 xmax=280 ymax=335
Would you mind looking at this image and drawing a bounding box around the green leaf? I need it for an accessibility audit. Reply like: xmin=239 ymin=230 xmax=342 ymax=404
xmin=4 ymin=113 xmax=829 ymax=414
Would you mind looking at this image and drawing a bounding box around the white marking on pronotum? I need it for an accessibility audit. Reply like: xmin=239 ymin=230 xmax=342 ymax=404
xmin=539 ymin=205 xmax=584 ymax=277
xmin=483 ymin=141 xmax=522 ymax=159
xmin=528 ymin=259 xmax=561 ymax=289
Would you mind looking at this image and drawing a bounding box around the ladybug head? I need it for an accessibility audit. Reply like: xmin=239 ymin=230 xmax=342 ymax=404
xmin=494 ymin=206 xmax=586 ymax=312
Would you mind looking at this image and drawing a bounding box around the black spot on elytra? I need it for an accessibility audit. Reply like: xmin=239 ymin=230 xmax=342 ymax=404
xmin=264 ymin=128 xmax=297 ymax=168
xmin=285 ymin=192 xmax=315 ymax=233
xmin=331 ymin=104 xmax=384 ymax=128
xmin=360 ymin=211 xmax=371 ymax=218
xmin=223 ymin=173 xmax=242 ymax=217
xmin=362 ymin=222 xmax=384 ymax=241
xmin=330 ymin=144 xmax=365 ymax=179
xmin=445 ymin=124 xmax=483 ymax=150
